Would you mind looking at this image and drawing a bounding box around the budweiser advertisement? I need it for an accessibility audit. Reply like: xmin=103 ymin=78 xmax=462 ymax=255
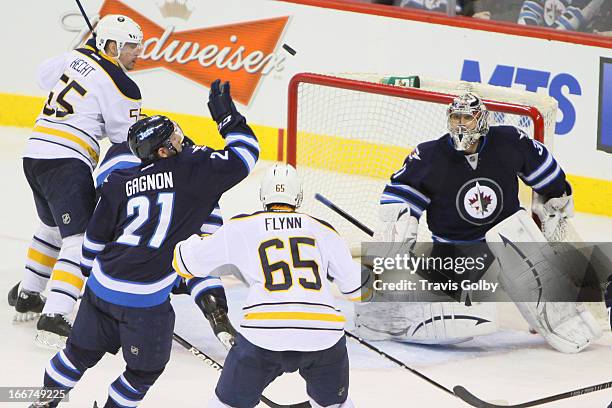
xmin=97 ymin=0 xmax=289 ymax=105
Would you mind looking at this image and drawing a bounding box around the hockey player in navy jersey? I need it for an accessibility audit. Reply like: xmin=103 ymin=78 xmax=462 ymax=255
xmin=359 ymin=92 xmax=603 ymax=353
xmin=92 ymin=122 xmax=235 ymax=349
xmin=30 ymin=79 xmax=258 ymax=407
xmin=174 ymin=163 xmax=370 ymax=408
xmin=11 ymin=14 xmax=144 ymax=349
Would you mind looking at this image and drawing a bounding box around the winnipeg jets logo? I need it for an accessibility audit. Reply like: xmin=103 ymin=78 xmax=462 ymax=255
xmin=456 ymin=178 xmax=503 ymax=226
xmin=467 ymin=183 xmax=494 ymax=216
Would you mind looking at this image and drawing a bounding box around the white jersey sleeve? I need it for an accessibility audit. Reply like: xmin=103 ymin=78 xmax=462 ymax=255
xmin=37 ymin=53 xmax=70 ymax=91
xmin=322 ymin=230 xmax=371 ymax=302
xmin=173 ymin=230 xmax=237 ymax=280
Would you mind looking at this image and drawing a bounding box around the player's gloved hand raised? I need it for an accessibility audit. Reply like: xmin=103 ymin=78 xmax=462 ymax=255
xmin=207 ymin=79 xmax=245 ymax=137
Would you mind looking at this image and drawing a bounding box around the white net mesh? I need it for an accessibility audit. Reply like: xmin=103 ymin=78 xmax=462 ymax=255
xmin=289 ymin=73 xmax=559 ymax=252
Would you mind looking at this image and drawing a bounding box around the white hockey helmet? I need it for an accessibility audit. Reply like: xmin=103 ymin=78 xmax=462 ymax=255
xmin=447 ymin=92 xmax=490 ymax=151
xmin=260 ymin=163 xmax=303 ymax=209
xmin=95 ymin=14 xmax=143 ymax=55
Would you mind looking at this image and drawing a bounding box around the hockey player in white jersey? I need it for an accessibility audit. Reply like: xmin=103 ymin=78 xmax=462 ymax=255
xmin=174 ymin=164 xmax=370 ymax=408
xmin=359 ymin=92 xmax=603 ymax=353
xmin=11 ymin=14 xmax=144 ymax=349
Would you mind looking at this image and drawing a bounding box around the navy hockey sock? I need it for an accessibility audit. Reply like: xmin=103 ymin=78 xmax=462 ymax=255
xmin=104 ymin=367 xmax=164 ymax=408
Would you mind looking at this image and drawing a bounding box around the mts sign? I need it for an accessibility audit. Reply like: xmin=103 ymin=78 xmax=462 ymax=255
xmin=461 ymin=60 xmax=582 ymax=135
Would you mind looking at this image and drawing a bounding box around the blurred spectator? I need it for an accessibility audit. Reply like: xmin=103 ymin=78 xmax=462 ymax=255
xmin=470 ymin=0 xmax=524 ymax=21
xmin=517 ymin=0 xmax=611 ymax=34
xmin=371 ymin=0 xmax=470 ymax=15
xmin=370 ymin=0 xmax=611 ymax=36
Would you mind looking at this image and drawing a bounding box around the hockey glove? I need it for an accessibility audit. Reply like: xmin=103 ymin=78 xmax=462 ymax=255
xmin=195 ymin=290 xmax=237 ymax=350
xmin=532 ymin=191 xmax=574 ymax=241
xmin=207 ymin=79 xmax=245 ymax=137
xmin=171 ymin=277 xmax=190 ymax=295
xmin=376 ymin=202 xmax=419 ymax=244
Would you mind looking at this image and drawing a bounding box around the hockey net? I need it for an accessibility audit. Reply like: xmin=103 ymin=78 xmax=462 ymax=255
xmin=287 ymin=72 xmax=559 ymax=251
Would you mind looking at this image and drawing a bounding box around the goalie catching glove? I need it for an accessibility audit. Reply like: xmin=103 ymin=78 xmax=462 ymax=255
xmin=531 ymin=190 xmax=574 ymax=242
xmin=207 ymin=79 xmax=245 ymax=137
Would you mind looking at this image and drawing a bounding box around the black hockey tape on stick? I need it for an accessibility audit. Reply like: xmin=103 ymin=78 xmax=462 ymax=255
xmin=314 ymin=193 xmax=374 ymax=237
xmin=454 ymin=381 xmax=612 ymax=408
xmin=75 ymin=0 xmax=97 ymax=47
xmin=172 ymin=333 xmax=312 ymax=408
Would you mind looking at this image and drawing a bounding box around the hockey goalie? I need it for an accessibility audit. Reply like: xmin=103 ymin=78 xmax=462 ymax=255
xmin=354 ymin=92 xmax=605 ymax=353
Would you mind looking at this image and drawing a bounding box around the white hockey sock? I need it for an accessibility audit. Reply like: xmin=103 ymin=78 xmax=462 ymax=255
xmin=22 ymin=223 xmax=61 ymax=293
xmin=43 ymin=234 xmax=86 ymax=316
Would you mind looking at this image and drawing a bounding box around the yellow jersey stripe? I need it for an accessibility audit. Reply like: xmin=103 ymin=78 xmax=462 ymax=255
xmin=244 ymin=311 xmax=346 ymax=322
xmin=34 ymin=125 xmax=99 ymax=163
xmin=27 ymin=247 xmax=56 ymax=268
xmin=173 ymin=247 xmax=193 ymax=279
xmin=51 ymin=269 xmax=84 ymax=290
xmin=349 ymin=288 xmax=373 ymax=302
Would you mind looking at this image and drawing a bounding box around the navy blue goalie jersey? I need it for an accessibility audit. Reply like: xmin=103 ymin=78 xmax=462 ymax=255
xmin=81 ymin=127 xmax=259 ymax=307
xmin=381 ymin=125 xmax=569 ymax=242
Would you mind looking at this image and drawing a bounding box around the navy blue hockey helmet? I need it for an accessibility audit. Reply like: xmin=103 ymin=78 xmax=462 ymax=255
xmin=128 ymin=115 xmax=176 ymax=163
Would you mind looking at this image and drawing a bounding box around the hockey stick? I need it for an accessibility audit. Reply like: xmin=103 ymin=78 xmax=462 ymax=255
xmin=316 ymin=193 xmax=612 ymax=407
xmin=172 ymin=333 xmax=312 ymax=408
xmin=343 ymin=330 xmax=456 ymax=397
xmin=74 ymin=0 xmax=98 ymax=48
xmin=453 ymin=381 xmax=612 ymax=408
xmin=314 ymin=194 xmax=457 ymax=397
xmin=314 ymin=194 xmax=374 ymax=237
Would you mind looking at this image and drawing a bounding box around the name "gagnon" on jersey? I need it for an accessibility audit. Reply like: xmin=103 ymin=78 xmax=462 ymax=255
xmin=125 ymin=172 xmax=174 ymax=197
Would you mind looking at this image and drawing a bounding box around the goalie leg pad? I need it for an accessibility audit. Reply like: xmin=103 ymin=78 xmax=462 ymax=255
xmin=486 ymin=210 xmax=603 ymax=353
xmin=354 ymin=301 xmax=498 ymax=344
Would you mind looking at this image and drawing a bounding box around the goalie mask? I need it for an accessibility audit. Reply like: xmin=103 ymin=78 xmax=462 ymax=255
xmin=260 ymin=163 xmax=303 ymax=209
xmin=95 ymin=14 xmax=143 ymax=57
xmin=447 ymin=92 xmax=490 ymax=151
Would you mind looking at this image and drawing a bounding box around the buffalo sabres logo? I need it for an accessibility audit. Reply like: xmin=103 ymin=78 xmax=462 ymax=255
xmin=456 ymin=178 xmax=503 ymax=226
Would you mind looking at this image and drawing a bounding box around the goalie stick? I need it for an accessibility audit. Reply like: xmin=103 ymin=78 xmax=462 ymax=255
xmin=172 ymin=333 xmax=312 ymax=408
xmin=315 ymin=193 xmax=612 ymax=407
